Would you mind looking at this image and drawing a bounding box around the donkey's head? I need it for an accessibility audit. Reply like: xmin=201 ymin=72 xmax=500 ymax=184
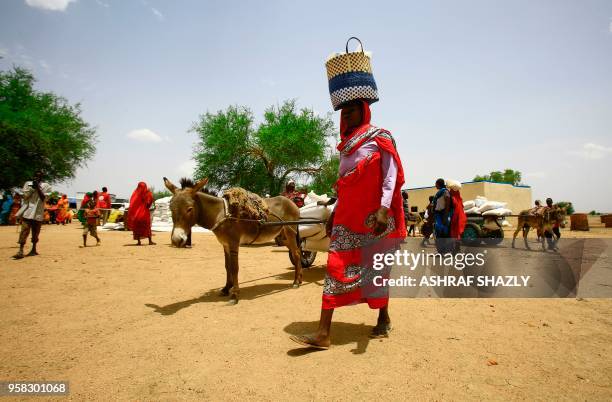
xmin=555 ymin=206 xmax=568 ymax=228
xmin=164 ymin=176 xmax=208 ymax=247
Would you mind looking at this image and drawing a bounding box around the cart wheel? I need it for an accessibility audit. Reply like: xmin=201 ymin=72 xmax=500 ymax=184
xmin=461 ymin=223 xmax=482 ymax=247
xmin=289 ymin=248 xmax=317 ymax=268
xmin=483 ymin=229 xmax=504 ymax=246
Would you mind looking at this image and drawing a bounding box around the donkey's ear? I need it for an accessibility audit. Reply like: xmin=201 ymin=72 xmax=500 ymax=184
xmin=192 ymin=177 xmax=209 ymax=193
xmin=163 ymin=177 xmax=177 ymax=194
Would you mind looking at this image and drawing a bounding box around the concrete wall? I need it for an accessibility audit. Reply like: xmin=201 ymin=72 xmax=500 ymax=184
xmin=405 ymin=181 xmax=532 ymax=215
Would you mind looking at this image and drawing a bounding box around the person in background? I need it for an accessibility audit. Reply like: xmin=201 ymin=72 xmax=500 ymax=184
xmin=401 ymin=190 xmax=410 ymax=238
xmin=98 ymin=186 xmax=112 ymax=225
xmin=529 ymin=199 xmax=543 ymax=215
xmin=43 ymin=200 xmax=51 ymax=224
xmin=408 ymin=206 xmax=419 ymax=237
xmin=77 ymin=192 xmax=91 ymax=226
xmin=45 ymin=194 xmax=59 ymax=224
xmin=81 ymin=198 xmax=101 ymax=247
xmin=128 ymin=182 xmax=155 ymax=246
xmin=544 ymin=197 xmax=561 ymax=249
xmin=55 ymin=194 xmax=70 ymax=225
xmin=449 ymin=185 xmax=467 ymax=253
xmin=66 ymin=207 xmax=74 ymax=224
xmin=13 ymin=170 xmax=52 ymax=259
xmin=8 ymin=193 xmax=22 ymax=225
xmin=0 ymin=191 xmax=13 ymax=225
xmin=281 ymin=180 xmax=305 ymax=208
xmin=421 ymin=196 xmax=435 ymax=246
xmin=433 ymin=178 xmax=452 ymax=253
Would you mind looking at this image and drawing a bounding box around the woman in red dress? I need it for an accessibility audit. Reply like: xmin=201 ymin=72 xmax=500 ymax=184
xmin=55 ymin=194 xmax=69 ymax=225
xmin=290 ymin=100 xmax=405 ymax=349
xmin=128 ymin=182 xmax=155 ymax=245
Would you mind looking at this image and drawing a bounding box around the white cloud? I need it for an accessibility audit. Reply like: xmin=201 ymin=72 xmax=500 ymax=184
xmin=126 ymin=128 xmax=163 ymax=143
xmin=570 ymin=142 xmax=612 ymax=160
xmin=95 ymin=0 xmax=109 ymax=7
xmin=39 ymin=59 xmax=50 ymax=72
xmin=151 ymin=7 xmax=164 ymax=21
xmin=177 ymin=160 xmax=196 ymax=177
xmin=25 ymin=0 xmax=76 ymax=11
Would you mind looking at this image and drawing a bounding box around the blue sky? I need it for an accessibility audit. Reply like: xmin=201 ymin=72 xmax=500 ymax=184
xmin=1 ymin=0 xmax=611 ymax=211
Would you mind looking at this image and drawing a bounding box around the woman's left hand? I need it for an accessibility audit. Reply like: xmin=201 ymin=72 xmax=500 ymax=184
xmin=373 ymin=206 xmax=389 ymax=235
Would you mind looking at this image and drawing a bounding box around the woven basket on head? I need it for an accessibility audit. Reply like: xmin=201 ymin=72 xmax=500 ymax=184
xmin=325 ymin=37 xmax=378 ymax=111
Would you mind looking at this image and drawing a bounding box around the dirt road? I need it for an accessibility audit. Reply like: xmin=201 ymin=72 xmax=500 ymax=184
xmin=1 ymin=223 xmax=611 ymax=400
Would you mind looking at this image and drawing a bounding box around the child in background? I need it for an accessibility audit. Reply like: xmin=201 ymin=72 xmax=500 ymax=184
xmin=82 ymin=199 xmax=101 ymax=247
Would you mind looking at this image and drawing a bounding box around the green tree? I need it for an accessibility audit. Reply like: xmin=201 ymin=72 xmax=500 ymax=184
xmin=473 ymin=169 xmax=522 ymax=185
xmin=192 ymin=100 xmax=335 ymax=195
xmin=310 ymin=154 xmax=339 ymax=195
xmin=0 ymin=67 xmax=97 ymax=189
xmin=556 ymin=201 xmax=574 ymax=215
xmin=149 ymin=187 xmax=172 ymax=201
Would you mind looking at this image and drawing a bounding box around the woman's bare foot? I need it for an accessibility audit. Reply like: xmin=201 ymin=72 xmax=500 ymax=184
xmin=289 ymin=334 xmax=330 ymax=350
xmin=370 ymin=322 xmax=392 ymax=338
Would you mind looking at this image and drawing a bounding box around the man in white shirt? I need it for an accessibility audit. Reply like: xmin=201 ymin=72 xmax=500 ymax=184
xmin=13 ymin=170 xmax=52 ymax=259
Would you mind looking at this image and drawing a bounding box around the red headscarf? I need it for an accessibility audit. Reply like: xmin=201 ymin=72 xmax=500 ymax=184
xmin=128 ymin=182 xmax=153 ymax=238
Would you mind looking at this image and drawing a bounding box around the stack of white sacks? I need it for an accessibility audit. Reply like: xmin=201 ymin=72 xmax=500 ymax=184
xmin=151 ymin=196 xmax=209 ymax=233
xmin=463 ymin=196 xmax=512 ymax=217
xmin=152 ymin=196 xmax=172 ymax=223
xmin=463 ymin=196 xmax=512 ymax=228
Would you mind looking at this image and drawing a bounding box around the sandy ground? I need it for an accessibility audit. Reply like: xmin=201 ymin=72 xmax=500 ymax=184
xmin=1 ymin=222 xmax=611 ymax=401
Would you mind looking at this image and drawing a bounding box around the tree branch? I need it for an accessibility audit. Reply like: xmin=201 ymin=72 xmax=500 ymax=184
xmin=280 ymin=166 xmax=322 ymax=182
xmin=248 ymin=146 xmax=272 ymax=172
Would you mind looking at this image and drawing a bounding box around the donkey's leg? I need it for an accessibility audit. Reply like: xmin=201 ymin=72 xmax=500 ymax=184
xmin=220 ymin=245 xmax=231 ymax=296
xmin=540 ymin=227 xmax=548 ymax=251
xmin=512 ymin=221 xmax=522 ymax=248
xmin=228 ymin=244 xmax=240 ymax=305
xmin=523 ymin=226 xmax=531 ymax=250
xmin=284 ymin=226 xmax=303 ymax=288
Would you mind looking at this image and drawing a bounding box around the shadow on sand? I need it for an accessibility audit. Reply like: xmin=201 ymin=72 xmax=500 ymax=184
xmin=145 ymin=265 xmax=326 ymax=316
xmin=283 ymin=321 xmax=375 ymax=355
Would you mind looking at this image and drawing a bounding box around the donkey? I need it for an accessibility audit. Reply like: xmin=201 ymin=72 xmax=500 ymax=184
xmin=163 ymin=177 xmax=304 ymax=304
xmin=512 ymin=206 xmax=566 ymax=251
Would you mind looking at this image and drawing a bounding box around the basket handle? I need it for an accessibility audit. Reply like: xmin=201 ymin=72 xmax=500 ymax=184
xmin=345 ymin=37 xmax=364 ymax=54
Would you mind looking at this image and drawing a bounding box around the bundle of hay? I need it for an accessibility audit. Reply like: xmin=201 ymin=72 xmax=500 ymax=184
xmin=222 ymin=188 xmax=269 ymax=221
